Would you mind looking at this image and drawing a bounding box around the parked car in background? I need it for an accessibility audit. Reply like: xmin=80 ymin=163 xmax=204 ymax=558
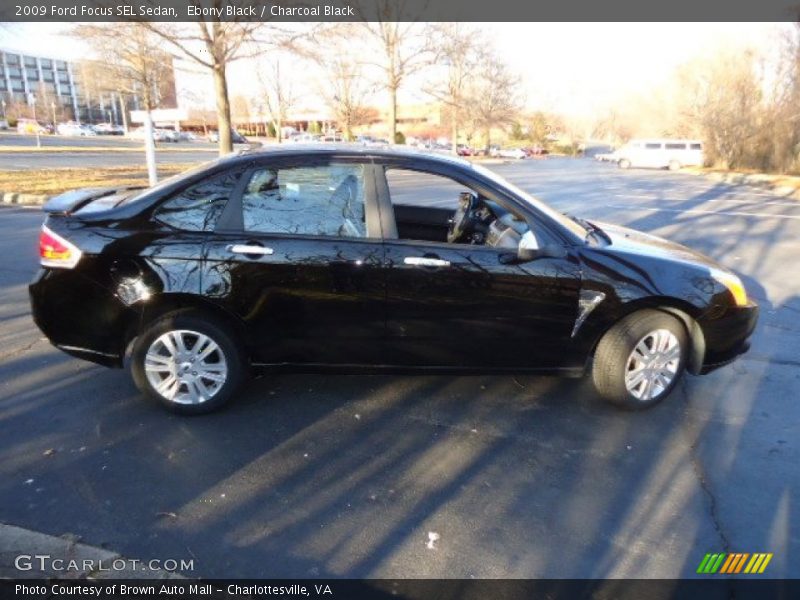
xmin=29 ymin=146 xmax=757 ymax=415
xmin=129 ymin=127 xmax=178 ymax=142
xmin=57 ymin=122 xmax=96 ymax=137
xmin=595 ymin=151 xmax=618 ymax=162
xmin=497 ymin=148 xmax=527 ymax=160
xmin=614 ymin=139 xmax=704 ymax=170
xmin=288 ymin=133 xmax=322 ymax=143
xmin=456 ymin=145 xmax=474 ymax=156
xmin=17 ymin=118 xmax=49 ymax=135
xmin=0 ymin=119 xmax=9 ymax=130
xmin=208 ymin=130 xmax=248 ymax=144
xmin=523 ymin=146 xmax=548 ymax=157
xmin=156 ymin=129 xmax=179 ymax=143
xmin=92 ymin=123 xmax=124 ymax=135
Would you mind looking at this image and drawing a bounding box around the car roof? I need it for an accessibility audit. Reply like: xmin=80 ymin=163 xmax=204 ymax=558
xmin=239 ymin=143 xmax=473 ymax=168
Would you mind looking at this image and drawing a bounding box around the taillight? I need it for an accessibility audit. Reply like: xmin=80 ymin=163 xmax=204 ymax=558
xmin=39 ymin=225 xmax=82 ymax=269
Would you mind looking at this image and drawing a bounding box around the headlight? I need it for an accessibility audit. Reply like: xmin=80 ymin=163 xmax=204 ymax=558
xmin=710 ymin=267 xmax=748 ymax=307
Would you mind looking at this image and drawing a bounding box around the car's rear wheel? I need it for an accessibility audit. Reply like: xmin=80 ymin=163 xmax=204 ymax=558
xmin=131 ymin=311 xmax=246 ymax=415
xmin=618 ymin=158 xmax=631 ymax=169
xmin=668 ymin=160 xmax=681 ymax=171
xmin=592 ymin=310 xmax=688 ymax=409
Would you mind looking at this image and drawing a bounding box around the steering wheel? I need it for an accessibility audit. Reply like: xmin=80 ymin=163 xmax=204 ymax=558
xmin=447 ymin=192 xmax=478 ymax=244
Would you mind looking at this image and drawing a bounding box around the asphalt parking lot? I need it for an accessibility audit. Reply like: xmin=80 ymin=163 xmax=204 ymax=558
xmin=0 ymin=156 xmax=797 ymax=579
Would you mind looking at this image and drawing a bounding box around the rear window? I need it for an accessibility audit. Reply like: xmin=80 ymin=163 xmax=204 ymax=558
xmin=154 ymin=169 xmax=244 ymax=232
xmin=645 ymin=143 xmax=662 ymax=150
xmin=690 ymin=143 xmax=702 ymax=150
xmin=665 ymin=143 xmax=687 ymax=150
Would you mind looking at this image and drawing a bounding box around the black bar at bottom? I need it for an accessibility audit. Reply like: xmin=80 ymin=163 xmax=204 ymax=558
xmin=2 ymin=579 xmax=799 ymax=600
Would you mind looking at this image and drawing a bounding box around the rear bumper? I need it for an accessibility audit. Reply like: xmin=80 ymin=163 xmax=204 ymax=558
xmin=29 ymin=268 xmax=130 ymax=368
xmin=699 ymin=301 xmax=759 ymax=375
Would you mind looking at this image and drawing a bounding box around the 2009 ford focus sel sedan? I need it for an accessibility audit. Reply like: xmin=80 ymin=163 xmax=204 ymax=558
xmin=29 ymin=146 xmax=758 ymax=414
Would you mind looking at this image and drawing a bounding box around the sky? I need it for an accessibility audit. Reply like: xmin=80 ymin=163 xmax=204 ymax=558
xmin=0 ymin=22 xmax=787 ymax=118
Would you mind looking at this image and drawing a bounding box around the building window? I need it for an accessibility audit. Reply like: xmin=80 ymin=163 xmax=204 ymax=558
xmin=23 ymin=56 xmax=37 ymax=68
xmin=42 ymin=69 xmax=54 ymax=82
xmin=5 ymin=54 xmax=20 ymax=66
xmin=56 ymin=60 xmax=68 ymax=71
xmin=25 ymin=68 xmax=39 ymax=81
xmin=40 ymin=59 xmax=52 ymax=68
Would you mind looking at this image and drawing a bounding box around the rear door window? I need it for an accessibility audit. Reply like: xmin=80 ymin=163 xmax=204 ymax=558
xmin=242 ymin=163 xmax=367 ymax=238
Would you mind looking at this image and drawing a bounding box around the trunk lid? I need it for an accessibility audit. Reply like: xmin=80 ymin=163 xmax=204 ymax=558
xmin=42 ymin=186 xmax=144 ymax=216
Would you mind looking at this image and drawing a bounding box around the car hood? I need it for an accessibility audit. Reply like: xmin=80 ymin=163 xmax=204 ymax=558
xmin=593 ymin=221 xmax=720 ymax=270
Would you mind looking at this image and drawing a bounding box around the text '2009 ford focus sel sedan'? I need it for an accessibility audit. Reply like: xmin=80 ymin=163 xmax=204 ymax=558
xmin=30 ymin=146 xmax=758 ymax=414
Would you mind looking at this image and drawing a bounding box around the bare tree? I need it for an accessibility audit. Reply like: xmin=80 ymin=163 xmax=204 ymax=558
xmin=355 ymin=1 xmax=430 ymax=143
xmin=673 ymin=49 xmax=763 ymax=169
xmin=75 ymin=23 xmax=172 ymax=184
xmin=424 ymin=24 xmax=482 ymax=153
xmin=466 ymin=53 xmax=522 ymax=153
xmin=142 ymin=3 xmax=265 ymax=155
xmin=310 ymin=25 xmax=375 ymax=141
xmin=256 ymin=58 xmax=297 ymax=143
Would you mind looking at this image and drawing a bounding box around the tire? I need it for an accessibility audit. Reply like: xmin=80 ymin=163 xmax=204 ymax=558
xmin=668 ymin=160 xmax=681 ymax=171
xmin=131 ymin=311 xmax=247 ymax=415
xmin=592 ymin=310 xmax=688 ymax=410
xmin=618 ymin=158 xmax=631 ymax=169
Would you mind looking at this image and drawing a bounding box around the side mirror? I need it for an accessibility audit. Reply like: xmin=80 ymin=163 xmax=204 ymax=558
xmin=500 ymin=230 xmax=566 ymax=264
xmin=517 ymin=230 xmax=540 ymax=262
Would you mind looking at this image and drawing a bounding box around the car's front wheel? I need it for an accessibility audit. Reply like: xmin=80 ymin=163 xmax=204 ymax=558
xmin=618 ymin=158 xmax=631 ymax=169
xmin=131 ymin=311 xmax=247 ymax=415
xmin=592 ymin=310 xmax=688 ymax=409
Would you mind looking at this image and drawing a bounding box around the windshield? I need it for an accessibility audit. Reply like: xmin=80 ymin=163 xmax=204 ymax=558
xmin=471 ymin=164 xmax=587 ymax=241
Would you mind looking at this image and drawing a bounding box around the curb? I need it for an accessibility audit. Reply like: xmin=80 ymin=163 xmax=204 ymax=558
xmin=0 ymin=192 xmax=49 ymax=206
xmin=0 ymin=523 xmax=185 ymax=580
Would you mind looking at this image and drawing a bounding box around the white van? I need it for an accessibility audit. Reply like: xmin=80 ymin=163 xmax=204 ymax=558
xmin=615 ymin=139 xmax=704 ymax=170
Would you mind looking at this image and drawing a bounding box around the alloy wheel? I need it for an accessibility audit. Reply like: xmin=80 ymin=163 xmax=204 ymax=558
xmin=624 ymin=329 xmax=681 ymax=401
xmin=144 ymin=329 xmax=228 ymax=405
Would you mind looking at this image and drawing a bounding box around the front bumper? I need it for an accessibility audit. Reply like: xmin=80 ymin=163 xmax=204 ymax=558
xmin=699 ymin=301 xmax=759 ymax=375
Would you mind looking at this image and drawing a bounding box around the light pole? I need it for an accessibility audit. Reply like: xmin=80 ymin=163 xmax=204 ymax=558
xmin=27 ymin=93 xmax=41 ymax=148
xmin=1 ymin=99 xmax=6 ymax=121
xmin=50 ymin=101 xmax=56 ymax=129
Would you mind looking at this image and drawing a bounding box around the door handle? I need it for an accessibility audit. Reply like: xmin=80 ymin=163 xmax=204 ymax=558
xmin=404 ymin=256 xmax=450 ymax=268
xmin=227 ymin=244 xmax=274 ymax=256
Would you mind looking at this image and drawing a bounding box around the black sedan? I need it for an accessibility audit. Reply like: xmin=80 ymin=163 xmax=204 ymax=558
xmin=30 ymin=146 xmax=758 ymax=414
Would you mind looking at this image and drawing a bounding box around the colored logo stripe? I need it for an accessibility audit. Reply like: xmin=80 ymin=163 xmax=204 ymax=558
xmin=697 ymin=553 xmax=726 ymax=573
xmin=698 ymin=553 xmax=773 ymax=574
